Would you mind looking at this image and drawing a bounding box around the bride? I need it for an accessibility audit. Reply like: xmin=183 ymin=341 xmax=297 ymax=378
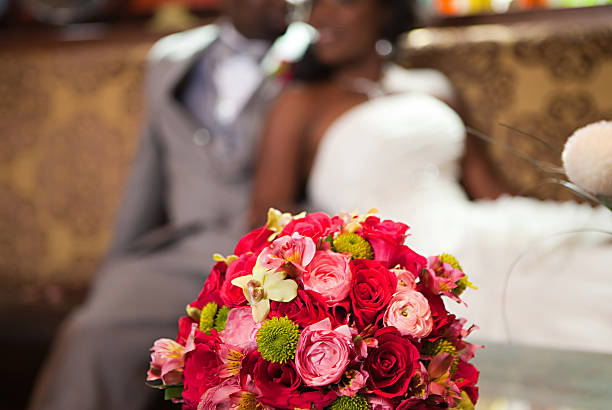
xmin=249 ymin=0 xmax=612 ymax=353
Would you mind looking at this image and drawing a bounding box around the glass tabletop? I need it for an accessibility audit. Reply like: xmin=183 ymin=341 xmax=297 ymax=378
xmin=472 ymin=341 xmax=612 ymax=409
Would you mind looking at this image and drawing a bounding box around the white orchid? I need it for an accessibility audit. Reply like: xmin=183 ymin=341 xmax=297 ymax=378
xmin=231 ymin=254 xmax=298 ymax=323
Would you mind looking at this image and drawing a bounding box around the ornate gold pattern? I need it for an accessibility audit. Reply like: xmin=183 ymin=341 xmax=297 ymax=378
xmin=403 ymin=23 xmax=612 ymax=202
xmin=0 ymin=40 xmax=151 ymax=306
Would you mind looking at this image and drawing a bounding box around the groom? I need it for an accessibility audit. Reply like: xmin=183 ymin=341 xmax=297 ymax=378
xmin=28 ymin=1 xmax=305 ymax=409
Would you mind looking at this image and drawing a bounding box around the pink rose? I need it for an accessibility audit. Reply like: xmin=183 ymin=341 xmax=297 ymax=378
xmin=295 ymin=318 xmax=354 ymax=387
xmin=383 ymin=289 xmax=433 ymax=338
xmin=302 ymin=250 xmax=352 ymax=305
xmin=259 ymin=232 xmax=316 ymax=274
xmin=220 ymin=306 xmax=261 ymax=351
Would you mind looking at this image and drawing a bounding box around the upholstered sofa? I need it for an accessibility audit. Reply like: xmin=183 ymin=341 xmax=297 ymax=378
xmin=1 ymin=10 xmax=611 ymax=409
xmin=401 ymin=11 xmax=612 ymax=201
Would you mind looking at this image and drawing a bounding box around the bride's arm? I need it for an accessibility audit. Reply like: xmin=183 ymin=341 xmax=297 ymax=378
xmin=248 ymin=85 xmax=312 ymax=229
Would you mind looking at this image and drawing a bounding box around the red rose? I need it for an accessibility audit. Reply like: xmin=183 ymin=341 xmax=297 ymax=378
xmin=454 ymin=360 xmax=479 ymax=404
xmin=349 ymin=259 xmax=397 ymax=331
xmin=234 ymin=226 xmax=273 ymax=255
xmin=359 ymin=216 xmax=409 ymax=267
xmin=252 ymin=353 xmax=337 ymax=409
xmin=390 ymin=245 xmax=427 ymax=277
xmin=270 ymin=289 xmax=332 ymax=328
xmin=220 ymin=253 xmax=257 ymax=307
xmin=281 ymin=212 xmax=339 ymax=244
xmin=190 ymin=261 xmax=226 ymax=308
xmin=365 ymin=327 xmax=420 ymax=398
xmin=182 ymin=332 xmax=221 ymax=406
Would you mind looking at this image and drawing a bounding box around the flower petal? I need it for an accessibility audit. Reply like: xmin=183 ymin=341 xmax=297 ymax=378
xmin=231 ymin=274 xmax=253 ymax=288
xmin=266 ymin=279 xmax=298 ymax=302
xmin=252 ymin=299 xmax=270 ymax=322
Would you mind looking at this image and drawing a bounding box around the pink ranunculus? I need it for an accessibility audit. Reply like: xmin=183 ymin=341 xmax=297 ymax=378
xmin=295 ymin=318 xmax=354 ymax=387
xmin=220 ymin=306 xmax=261 ymax=352
xmin=392 ymin=268 xmax=416 ymax=291
xmin=302 ymin=250 xmax=352 ymax=305
xmin=258 ymin=232 xmax=316 ymax=274
xmin=384 ymin=289 xmax=433 ymax=338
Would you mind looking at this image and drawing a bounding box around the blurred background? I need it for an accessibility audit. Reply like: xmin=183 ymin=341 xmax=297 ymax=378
xmin=0 ymin=0 xmax=611 ymax=409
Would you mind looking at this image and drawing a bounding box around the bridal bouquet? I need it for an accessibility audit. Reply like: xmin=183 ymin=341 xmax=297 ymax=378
xmin=146 ymin=209 xmax=480 ymax=409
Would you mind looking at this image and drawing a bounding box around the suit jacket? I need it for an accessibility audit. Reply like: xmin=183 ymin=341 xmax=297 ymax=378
xmin=105 ymin=24 xmax=283 ymax=264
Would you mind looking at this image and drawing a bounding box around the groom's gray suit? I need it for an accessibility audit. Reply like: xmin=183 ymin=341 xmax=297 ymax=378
xmin=29 ymin=22 xmax=287 ymax=410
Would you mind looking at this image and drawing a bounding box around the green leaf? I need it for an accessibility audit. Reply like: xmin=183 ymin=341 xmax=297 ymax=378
xmin=164 ymin=385 xmax=184 ymax=401
xmin=145 ymin=381 xmax=166 ymax=390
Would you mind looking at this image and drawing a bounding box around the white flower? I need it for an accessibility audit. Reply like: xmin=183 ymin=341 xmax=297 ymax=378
xmin=562 ymin=120 xmax=612 ymax=196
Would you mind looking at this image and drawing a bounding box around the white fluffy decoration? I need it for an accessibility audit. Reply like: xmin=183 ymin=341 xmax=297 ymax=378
xmin=562 ymin=120 xmax=612 ymax=196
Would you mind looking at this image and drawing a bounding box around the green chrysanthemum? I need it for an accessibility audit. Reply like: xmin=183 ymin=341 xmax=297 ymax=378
xmin=333 ymin=233 xmax=374 ymax=259
xmin=214 ymin=305 xmax=231 ymax=332
xmin=329 ymin=395 xmax=371 ymax=410
xmin=440 ymin=253 xmax=463 ymax=271
xmin=423 ymin=338 xmax=459 ymax=374
xmin=200 ymin=302 xmax=218 ymax=333
xmin=256 ymin=316 xmax=300 ymax=363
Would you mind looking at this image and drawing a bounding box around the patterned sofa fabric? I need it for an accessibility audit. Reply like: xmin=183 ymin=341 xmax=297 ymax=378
xmin=401 ymin=20 xmax=612 ymax=202
xmin=0 ymin=39 xmax=152 ymax=309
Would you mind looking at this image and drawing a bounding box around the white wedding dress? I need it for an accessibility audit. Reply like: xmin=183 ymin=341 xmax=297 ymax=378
xmin=308 ymin=65 xmax=612 ymax=353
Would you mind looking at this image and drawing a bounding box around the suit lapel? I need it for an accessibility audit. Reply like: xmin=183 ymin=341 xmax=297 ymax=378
xmin=157 ymin=25 xmax=220 ymax=146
